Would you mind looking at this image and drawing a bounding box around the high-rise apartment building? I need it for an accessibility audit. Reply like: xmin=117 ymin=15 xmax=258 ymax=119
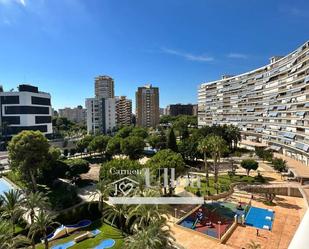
xmin=86 ymin=75 xmax=116 ymax=134
xmin=115 ymin=96 xmax=132 ymax=126
xmin=198 ymin=41 xmax=309 ymax=165
xmin=58 ymin=105 xmax=86 ymax=124
xmin=95 ymin=75 xmax=114 ymax=98
xmin=136 ymin=84 xmax=159 ymax=128
xmin=166 ymin=103 xmax=197 ymax=116
xmin=0 ymin=84 xmax=53 ymax=138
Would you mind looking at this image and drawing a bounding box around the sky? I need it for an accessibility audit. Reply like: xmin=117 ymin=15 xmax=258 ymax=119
xmin=0 ymin=0 xmax=308 ymax=110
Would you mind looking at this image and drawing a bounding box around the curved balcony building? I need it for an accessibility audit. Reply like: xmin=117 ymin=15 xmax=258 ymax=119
xmin=198 ymin=41 xmax=309 ymax=166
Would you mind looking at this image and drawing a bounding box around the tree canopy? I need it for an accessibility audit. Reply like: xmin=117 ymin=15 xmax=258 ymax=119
xmin=8 ymin=131 xmax=50 ymax=191
xmin=241 ymin=159 xmax=259 ymax=176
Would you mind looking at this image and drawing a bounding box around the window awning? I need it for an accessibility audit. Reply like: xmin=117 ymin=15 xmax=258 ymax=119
xmin=277 ymin=105 xmax=286 ymax=111
xmin=269 ymin=112 xmax=278 ymax=117
xmin=255 ymin=74 xmax=264 ymax=80
xmin=246 ymin=107 xmax=255 ymax=112
xmin=304 ymin=103 xmax=309 ymax=108
xmin=295 ymin=143 xmax=309 ymax=152
xmin=296 ymin=111 xmax=306 ymax=116
xmin=283 ymin=132 xmax=296 ymax=139
xmin=304 ymin=76 xmax=309 ymax=83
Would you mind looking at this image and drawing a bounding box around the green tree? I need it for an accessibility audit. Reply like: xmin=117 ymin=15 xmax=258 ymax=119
xmin=167 ymin=128 xmax=177 ymax=152
xmin=28 ymin=210 xmax=59 ymax=249
xmin=205 ymin=134 xmax=228 ymax=192
xmin=0 ymin=220 xmax=29 ymax=249
xmin=88 ymin=135 xmax=110 ymax=155
xmin=198 ymin=138 xmax=210 ymax=192
xmin=255 ymin=148 xmax=273 ymax=162
xmin=0 ymin=189 xmax=24 ymax=234
xmin=147 ymin=133 xmax=167 ymax=150
xmin=23 ymin=191 xmax=50 ymax=225
xmin=131 ymin=127 xmax=149 ymax=139
xmin=115 ymin=126 xmax=133 ymax=138
xmin=76 ymin=135 xmax=94 ymax=154
xmin=272 ymin=158 xmax=287 ymax=172
xmin=125 ymin=218 xmax=175 ymax=249
xmin=241 ymin=159 xmax=259 ymax=176
xmin=8 ymin=131 xmax=50 ymax=192
xmin=146 ymin=149 xmax=185 ymax=195
xmin=91 ymin=179 xmax=113 ymax=215
xmin=103 ymin=204 xmax=128 ymax=234
xmin=65 ymin=158 xmax=90 ymax=182
xmin=225 ymin=125 xmax=241 ymax=150
xmin=121 ymin=136 xmax=145 ymax=160
xmin=106 ymin=136 xmax=123 ymax=157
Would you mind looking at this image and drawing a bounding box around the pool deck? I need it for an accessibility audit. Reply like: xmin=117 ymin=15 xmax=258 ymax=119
xmin=171 ymin=195 xmax=307 ymax=249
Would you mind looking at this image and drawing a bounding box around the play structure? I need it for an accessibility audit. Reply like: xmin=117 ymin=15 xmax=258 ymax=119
xmin=178 ymin=201 xmax=249 ymax=239
xmin=44 ymin=219 xmax=92 ymax=242
xmin=51 ymin=229 xmax=101 ymax=249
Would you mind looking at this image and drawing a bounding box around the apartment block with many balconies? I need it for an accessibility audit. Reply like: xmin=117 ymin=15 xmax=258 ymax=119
xmin=198 ymin=41 xmax=309 ymax=166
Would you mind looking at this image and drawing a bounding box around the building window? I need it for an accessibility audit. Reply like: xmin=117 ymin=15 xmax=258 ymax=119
xmin=2 ymin=116 xmax=20 ymax=125
xmin=31 ymin=96 xmax=51 ymax=106
xmin=0 ymin=96 xmax=19 ymax=104
xmin=35 ymin=116 xmax=52 ymax=124
xmin=5 ymin=106 xmax=50 ymax=115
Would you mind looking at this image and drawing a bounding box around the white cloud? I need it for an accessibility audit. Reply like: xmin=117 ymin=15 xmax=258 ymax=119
xmin=0 ymin=0 xmax=26 ymax=6
xmin=227 ymin=53 xmax=248 ymax=59
xmin=161 ymin=47 xmax=214 ymax=62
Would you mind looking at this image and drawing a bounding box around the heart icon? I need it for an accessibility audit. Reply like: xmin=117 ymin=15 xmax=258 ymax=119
xmin=118 ymin=181 xmax=134 ymax=196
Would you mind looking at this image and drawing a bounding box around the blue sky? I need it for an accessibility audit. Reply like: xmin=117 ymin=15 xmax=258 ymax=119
xmin=0 ymin=0 xmax=308 ymax=110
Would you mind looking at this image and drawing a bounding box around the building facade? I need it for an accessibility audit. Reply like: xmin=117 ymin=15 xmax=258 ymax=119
xmin=166 ymin=103 xmax=197 ymax=116
xmin=58 ymin=105 xmax=86 ymax=124
xmin=86 ymin=75 xmax=116 ymax=134
xmin=95 ymin=75 xmax=114 ymax=98
xmin=115 ymin=96 xmax=132 ymax=126
xmin=136 ymin=84 xmax=160 ymax=128
xmin=0 ymin=84 xmax=52 ymax=138
xmin=198 ymin=41 xmax=309 ymax=165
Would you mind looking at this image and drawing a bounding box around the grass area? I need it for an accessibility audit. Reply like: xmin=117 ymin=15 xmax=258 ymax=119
xmin=35 ymin=220 xmax=124 ymax=249
xmin=186 ymin=174 xmax=266 ymax=196
xmin=3 ymin=170 xmax=27 ymax=188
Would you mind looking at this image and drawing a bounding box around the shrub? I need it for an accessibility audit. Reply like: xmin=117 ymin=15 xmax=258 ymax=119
xmin=272 ymin=158 xmax=287 ymax=172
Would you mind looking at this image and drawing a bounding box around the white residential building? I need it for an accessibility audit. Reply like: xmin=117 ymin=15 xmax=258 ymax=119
xmin=0 ymin=84 xmax=52 ymax=138
xmin=198 ymin=41 xmax=309 ymax=166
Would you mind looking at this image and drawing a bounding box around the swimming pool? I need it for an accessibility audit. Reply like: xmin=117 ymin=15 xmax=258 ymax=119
xmin=0 ymin=178 xmax=14 ymax=196
xmin=245 ymin=206 xmax=274 ymax=230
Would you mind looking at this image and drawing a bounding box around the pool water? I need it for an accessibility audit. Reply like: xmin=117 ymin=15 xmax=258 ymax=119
xmin=0 ymin=178 xmax=14 ymax=196
xmin=94 ymin=239 xmax=116 ymax=249
xmin=245 ymin=206 xmax=274 ymax=230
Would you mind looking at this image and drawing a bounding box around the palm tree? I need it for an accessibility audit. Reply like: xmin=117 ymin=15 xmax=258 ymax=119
xmin=125 ymin=218 xmax=175 ymax=249
xmin=24 ymin=191 xmax=50 ymax=224
xmin=0 ymin=189 xmax=24 ymax=234
xmin=226 ymin=125 xmax=241 ymax=150
xmin=246 ymin=240 xmax=262 ymax=249
xmin=103 ymin=204 xmax=128 ymax=234
xmin=198 ymin=138 xmax=210 ymax=194
xmin=28 ymin=210 xmax=59 ymax=249
xmin=91 ymin=179 xmax=113 ymax=214
xmin=205 ymin=134 xmax=228 ymax=194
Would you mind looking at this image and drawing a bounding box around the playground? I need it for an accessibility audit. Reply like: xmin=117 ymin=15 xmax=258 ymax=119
xmin=178 ymin=201 xmax=247 ymax=239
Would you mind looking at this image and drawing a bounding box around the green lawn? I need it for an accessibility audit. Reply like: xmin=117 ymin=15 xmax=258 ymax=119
xmin=36 ymin=220 xmax=124 ymax=249
xmin=185 ymin=174 xmax=265 ymax=196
